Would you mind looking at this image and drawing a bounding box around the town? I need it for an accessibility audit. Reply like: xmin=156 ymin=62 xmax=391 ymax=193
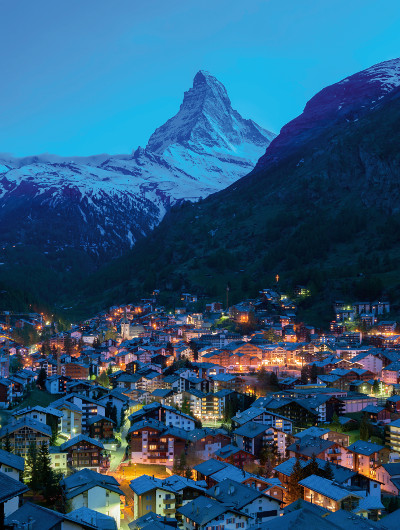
xmin=1 ymin=287 xmax=400 ymax=529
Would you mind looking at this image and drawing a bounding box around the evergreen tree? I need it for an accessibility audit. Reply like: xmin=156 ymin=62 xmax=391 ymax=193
xmin=3 ymin=429 xmax=12 ymax=453
xmin=172 ymin=456 xmax=180 ymax=475
xmin=310 ymin=364 xmax=318 ymax=383
xmin=105 ymin=401 xmax=113 ymax=419
xmin=96 ymin=371 xmax=110 ymax=388
xmin=269 ymin=372 xmax=279 ymax=389
xmin=120 ymin=407 xmax=126 ymax=427
xmin=110 ymin=405 xmax=118 ymax=425
xmin=179 ymin=451 xmax=187 ymax=473
xmin=287 ymin=457 xmax=304 ymax=504
xmin=324 ymin=460 xmax=334 ymax=481
xmin=304 ymin=453 xmax=319 ymax=478
xmin=107 ymin=365 xmax=113 ymax=376
xmin=372 ymin=379 xmax=380 ymax=395
xmin=331 ymin=412 xmax=341 ymax=432
xmin=37 ymin=442 xmax=62 ymax=503
xmin=25 ymin=442 xmax=39 ymax=489
xmin=184 ymin=466 xmax=193 ymax=479
xmin=360 ymin=416 xmax=371 ymax=441
xmin=37 ymin=367 xmax=47 ymax=389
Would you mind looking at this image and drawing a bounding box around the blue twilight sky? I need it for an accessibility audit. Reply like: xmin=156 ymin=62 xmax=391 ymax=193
xmin=1 ymin=0 xmax=400 ymax=157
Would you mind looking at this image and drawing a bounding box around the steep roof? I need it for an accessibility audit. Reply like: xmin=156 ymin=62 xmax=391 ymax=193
xmin=299 ymin=474 xmax=362 ymax=502
xmin=348 ymin=440 xmax=385 ymax=455
xmin=0 ymin=471 xmax=28 ymax=503
xmin=59 ymin=434 xmax=104 ymax=451
xmin=61 ymin=468 xmax=123 ymax=498
xmin=0 ymin=447 xmax=25 ymax=471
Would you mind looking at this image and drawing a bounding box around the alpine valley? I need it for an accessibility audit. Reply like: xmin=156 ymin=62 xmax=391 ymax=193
xmin=77 ymin=58 xmax=400 ymax=322
xmin=0 ymin=71 xmax=274 ymax=307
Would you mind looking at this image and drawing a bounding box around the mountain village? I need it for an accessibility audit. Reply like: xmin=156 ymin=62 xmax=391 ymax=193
xmin=1 ymin=286 xmax=400 ymax=529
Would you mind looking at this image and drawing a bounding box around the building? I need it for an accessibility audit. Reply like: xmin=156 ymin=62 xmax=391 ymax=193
xmin=59 ymin=434 xmax=107 ymax=472
xmin=0 ymin=418 xmax=52 ymax=458
xmin=129 ymin=474 xmax=206 ymax=523
xmin=61 ymin=468 xmax=123 ymax=528
xmin=177 ymin=495 xmax=250 ymax=530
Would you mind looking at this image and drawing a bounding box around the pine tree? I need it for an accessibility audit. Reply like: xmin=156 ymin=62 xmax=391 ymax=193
xmin=3 ymin=429 xmax=12 ymax=453
xmin=37 ymin=442 xmax=62 ymax=503
xmin=360 ymin=416 xmax=371 ymax=441
xmin=304 ymin=453 xmax=319 ymax=478
xmin=110 ymin=405 xmax=118 ymax=425
xmin=269 ymin=372 xmax=279 ymax=389
xmin=372 ymin=379 xmax=380 ymax=395
xmin=184 ymin=466 xmax=193 ymax=479
xmin=37 ymin=368 xmax=47 ymax=389
xmin=105 ymin=401 xmax=113 ymax=418
xmin=310 ymin=364 xmax=318 ymax=383
xmin=179 ymin=451 xmax=187 ymax=474
xmin=324 ymin=460 xmax=334 ymax=481
xmin=286 ymin=457 xmax=304 ymax=504
xmin=331 ymin=412 xmax=341 ymax=432
xmin=25 ymin=442 xmax=39 ymax=489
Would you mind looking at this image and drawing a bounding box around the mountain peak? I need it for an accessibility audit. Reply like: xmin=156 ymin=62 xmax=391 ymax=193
xmin=145 ymin=71 xmax=274 ymax=157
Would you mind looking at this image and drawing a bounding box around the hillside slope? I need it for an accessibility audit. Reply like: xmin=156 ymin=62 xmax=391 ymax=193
xmin=76 ymin=60 xmax=400 ymax=320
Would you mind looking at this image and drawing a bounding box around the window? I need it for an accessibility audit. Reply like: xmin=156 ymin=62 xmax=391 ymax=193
xmin=145 ymin=505 xmax=151 ymax=510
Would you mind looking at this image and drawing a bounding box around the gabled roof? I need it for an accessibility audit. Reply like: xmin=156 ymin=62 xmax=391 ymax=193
xmin=59 ymin=434 xmax=104 ymax=451
xmin=0 ymin=417 xmax=52 ymax=438
xmin=0 ymin=447 xmax=25 ymax=471
xmin=287 ymin=435 xmax=335 ymax=457
xmin=274 ymin=457 xmax=355 ymax=484
xmin=207 ymin=478 xmax=281 ymax=508
xmin=177 ymin=495 xmax=249 ymax=525
xmin=87 ymin=414 xmax=116 ymax=426
xmin=299 ymin=474 xmax=362 ymax=502
xmin=61 ymin=468 xmax=123 ymax=498
xmin=68 ymin=507 xmax=117 ymax=530
xmin=233 ymin=421 xmax=271 ymax=438
xmin=0 ymin=471 xmax=28 ymax=503
xmin=4 ymin=501 xmax=98 ymax=530
xmin=129 ymin=474 xmax=206 ymax=496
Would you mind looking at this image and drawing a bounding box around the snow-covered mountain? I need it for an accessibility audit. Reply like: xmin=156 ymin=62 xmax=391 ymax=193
xmin=0 ymin=71 xmax=274 ymax=258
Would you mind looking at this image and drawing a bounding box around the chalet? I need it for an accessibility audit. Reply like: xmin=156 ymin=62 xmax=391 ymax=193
xmin=129 ymin=474 xmax=206 ymax=523
xmin=232 ymin=407 xmax=293 ymax=434
xmin=129 ymin=402 xmax=196 ymax=431
xmin=177 ymin=495 xmax=250 ymax=530
xmin=361 ymin=405 xmax=391 ymax=424
xmin=186 ymin=428 xmax=231 ymax=460
xmin=234 ymin=422 xmax=290 ymax=457
xmin=59 ymin=434 xmax=107 ymax=472
xmin=87 ymin=415 xmax=115 ymax=440
xmin=207 ymin=478 xmax=283 ymax=524
xmin=213 ymin=444 xmax=254 ymax=468
xmin=299 ymin=474 xmax=362 ymax=512
xmin=61 ymin=468 xmax=123 ymax=527
xmin=375 ymin=463 xmax=400 ymax=495
xmin=0 ymin=418 xmax=52 ymax=458
xmin=51 ymin=397 xmax=83 ymax=438
xmin=347 ymin=440 xmax=390 ymax=479
xmin=0 ymin=378 xmax=13 ymax=408
xmin=128 ymin=419 xmax=189 ymax=465
xmin=287 ymin=436 xmax=346 ymax=466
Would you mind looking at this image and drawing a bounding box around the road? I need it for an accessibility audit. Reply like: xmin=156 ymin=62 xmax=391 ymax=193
xmin=109 ymin=421 xmax=129 ymax=472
